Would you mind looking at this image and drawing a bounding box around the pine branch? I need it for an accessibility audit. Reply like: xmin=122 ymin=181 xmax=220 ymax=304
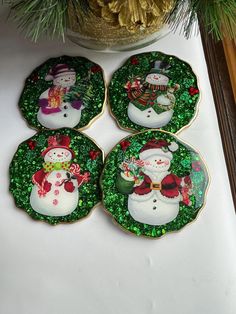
xmin=166 ymin=0 xmax=236 ymax=40
xmin=10 ymin=0 xmax=90 ymax=41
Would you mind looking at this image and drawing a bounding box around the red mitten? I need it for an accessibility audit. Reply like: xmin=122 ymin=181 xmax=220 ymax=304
xmin=184 ymin=176 xmax=192 ymax=187
xmin=64 ymin=181 xmax=75 ymax=193
xmin=44 ymin=181 xmax=52 ymax=192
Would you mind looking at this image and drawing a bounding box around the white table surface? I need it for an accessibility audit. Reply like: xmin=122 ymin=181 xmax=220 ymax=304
xmin=1 ymin=6 xmax=236 ymax=314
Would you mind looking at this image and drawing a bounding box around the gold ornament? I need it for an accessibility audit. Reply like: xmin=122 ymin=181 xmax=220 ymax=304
xmin=89 ymin=0 xmax=174 ymax=32
xmin=68 ymin=0 xmax=175 ymax=49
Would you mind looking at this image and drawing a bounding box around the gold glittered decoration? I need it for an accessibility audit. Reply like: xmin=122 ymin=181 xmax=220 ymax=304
xmin=68 ymin=0 xmax=174 ymax=48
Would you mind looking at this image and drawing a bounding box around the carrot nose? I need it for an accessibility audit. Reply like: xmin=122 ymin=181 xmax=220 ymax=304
xmin=156 ymin=161 xmax=163 ymax=165
xmin=57 ymin=154 xmax=62 ymax=157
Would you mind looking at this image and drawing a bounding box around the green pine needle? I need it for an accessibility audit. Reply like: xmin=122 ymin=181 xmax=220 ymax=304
xmin=10 ymin=0 xmax=236 ymax=41
xmin=10 ymin=0 xmax=90 ymax=42
xmin=166 ymin=0 xmax=236 ymax=40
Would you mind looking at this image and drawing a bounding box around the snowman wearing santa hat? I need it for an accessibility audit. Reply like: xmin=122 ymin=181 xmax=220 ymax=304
xmin=37 ymin=64 xmax=84 ymax=129
xmin=125 ymin=60 xmax=180 ymax=129
xmin=117 ymin=139 xmax=191 ymax=225
xmin=30 ymin=134 xmax=90 ymax=217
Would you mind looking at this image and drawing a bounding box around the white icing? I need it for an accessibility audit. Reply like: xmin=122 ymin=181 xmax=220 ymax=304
xmin=44 ymin=148 xmax=72 ymax=163
xmin=30 ymin=148 xmax=77 ymax=217
xmin=143 ymin=155 xmax=171 ymax=173
xmin=128 ymin=102 xmax=173 ymax=128
xmin=145 ymin=73 xmax=169 ymax=86
xmin=30 ymin=170 xmax=79 ymax=217
xmin=37 ymin=91 xmax=84 ymax=129
xmin=127 ymin=72 xmax=177 ymax=128
xmin=37 ymin=71 xmax=84 ymax=129
xmin=53 ymin=73 xmax=76 ymax=88
xmin=127 ymin=154 xmax=181 ymax=225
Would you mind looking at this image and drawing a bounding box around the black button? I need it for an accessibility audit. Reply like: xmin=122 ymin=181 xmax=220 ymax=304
xmin=63 ymin=114 xmax=68 ymax=118
xmin=153 ymin=206 xmax=157 ymax=210
xmin=64 ymin=105 xmax=68 ymax=109
xmin=147 ymin=115 xmax=150 ymax=118
xmin=153 ymin=199 xmax=157 ymax=203
xmin=148 ymin=110 xmax=151 ymax=113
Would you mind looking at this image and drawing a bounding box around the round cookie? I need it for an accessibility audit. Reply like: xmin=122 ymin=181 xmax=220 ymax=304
xmin=19 ymin=56 xmax=105 ymax=130
xmin=9 ymin=128 xmax=104 ymax=224
xmin=101 ymin=130 xmax=209 ymax=238
xmin=109 ymin=52 xmax=200 ymax=133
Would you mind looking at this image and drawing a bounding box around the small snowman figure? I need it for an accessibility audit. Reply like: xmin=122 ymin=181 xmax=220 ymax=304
xmin=125 ymin=61 xmax=180 ymax=128
xmin=30 ymin=135 xmax=90 ymax=217
xmin=117 ymin=139 xmax=191 ymax=225
xmin=37 ymin=64 xmax=85 ymax=129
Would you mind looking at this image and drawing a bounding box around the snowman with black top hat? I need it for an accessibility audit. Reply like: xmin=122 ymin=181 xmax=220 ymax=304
xmin=125 ymin=60 xmax=180 ymax=128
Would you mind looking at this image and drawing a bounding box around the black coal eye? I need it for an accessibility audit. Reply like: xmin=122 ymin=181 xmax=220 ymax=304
xmin=54 ymin=152 xmax=56 ymax=154
xmin=62 ymin=152 xmax=64 ymax=154
xmin=155 ymin=160 xmax=157 ymax=162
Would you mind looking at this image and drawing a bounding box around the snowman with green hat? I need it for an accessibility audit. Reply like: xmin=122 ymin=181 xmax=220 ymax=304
xmin=125 ymin=60 xmax=180 ymax=128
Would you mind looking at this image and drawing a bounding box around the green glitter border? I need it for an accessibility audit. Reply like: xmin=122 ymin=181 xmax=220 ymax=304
xmin=109 ymin=51 xmax=200 ymax=134
xmin=100 ymin=130 xmax=209 ymax=238
xmin=9 ymin=128 xmax=104 ymax=225
xmin=19 ymin=55 xmax=106 ymax=131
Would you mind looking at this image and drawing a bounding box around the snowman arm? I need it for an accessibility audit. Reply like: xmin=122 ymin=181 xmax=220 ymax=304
xmin=32 ymin=169 xmax=47 ymax=186
xmin=180 ymin=175 xmax=192 ymax=187
xmin=75 ymin=172 xmax=90 ymax=188
xmin=38 ymin=98 xmax=49 ymax=108
xmin=38 ymin=90 xmax=50 ymax=104
xmin=170 ymin=174 xmax=182 ymax=187
xmin=70 ymin=164 xmax=90 ymax=187
xmin=116 ymin=172 xmax=136 ymax=195
xmin=71 ymin=99 xmax=83 ymax=110
xmin=32 ymin=169 xmax=52 ymax=195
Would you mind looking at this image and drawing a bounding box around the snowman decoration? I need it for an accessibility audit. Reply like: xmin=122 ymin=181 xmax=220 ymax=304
xmin=125 ymin=61 xmax=180 ymax=128
xmin=30 ymin=135 xmax=90 ymax=217
xmin=117 ymin=139 xmax=192 ymax=225
xmin=37 ymin=64 xmax=85 ymax=129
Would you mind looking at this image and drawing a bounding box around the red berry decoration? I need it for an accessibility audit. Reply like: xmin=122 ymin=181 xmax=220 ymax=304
xmin=64 ymin=181 xmax=75 ymax=193
xmin=120 ymin=140 xmax=131 ymax=151
xmin=192 ymin=161 xmax=202 ymax=172
xmin=130 ymin=57 xmax=139 ymax=65
xmin=89 ymin=150 xmax=101 ymax=160
xmin=91 ymin=65 xmax=102 ymax=73
xmin=31 ymin=73 xmax=40 ymax=82
xmin=189 ymin=86 xmax=199 ymax=96
xmin=27 ymin=140 xmax=37 ymax=150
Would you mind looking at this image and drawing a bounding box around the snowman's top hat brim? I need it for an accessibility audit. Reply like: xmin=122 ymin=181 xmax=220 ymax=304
xmin=148 ymin=60 xmax=171 ymax=76
xmin=41 ymin=146 xmax=75 ymax=158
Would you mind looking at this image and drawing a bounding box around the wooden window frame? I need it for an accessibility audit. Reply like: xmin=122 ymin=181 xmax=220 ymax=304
xmin=200 ymin=25 xmax=236 ymax=210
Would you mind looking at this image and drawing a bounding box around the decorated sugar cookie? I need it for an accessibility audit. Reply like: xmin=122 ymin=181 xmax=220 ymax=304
xmin=9 ymin=129 xmax=103 ymax=224
xmin=101 ymin=131 xmax=209 ymax=238
xmin=109 ymin=52 xmax=200 ymax=133
xmin=19 ymin=56 xmax=105 ymax=130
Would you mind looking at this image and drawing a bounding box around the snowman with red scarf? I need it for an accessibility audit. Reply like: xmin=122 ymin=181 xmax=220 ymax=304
xmin=30 ymin=135 xmax=90 ymax=217
xmin=125 ymin=61 xmax=179 ymax=128
xmin=118 ymin=139 xmax=191 ymax=225
xmin=37 ymin=64 xmax=84 ymax=129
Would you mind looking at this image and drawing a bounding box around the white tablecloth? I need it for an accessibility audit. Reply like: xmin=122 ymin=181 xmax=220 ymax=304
xmin=0 ymin=6 xmax=236 ymax=314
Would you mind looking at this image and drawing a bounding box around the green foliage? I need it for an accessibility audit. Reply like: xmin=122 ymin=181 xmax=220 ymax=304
xmin=167 ymin=0 xmax=236 ymax=40
xmin=10 ymin=0 xmax=236 ymax=41
xmin=10 ymin=0 xmax=90 ymax=41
